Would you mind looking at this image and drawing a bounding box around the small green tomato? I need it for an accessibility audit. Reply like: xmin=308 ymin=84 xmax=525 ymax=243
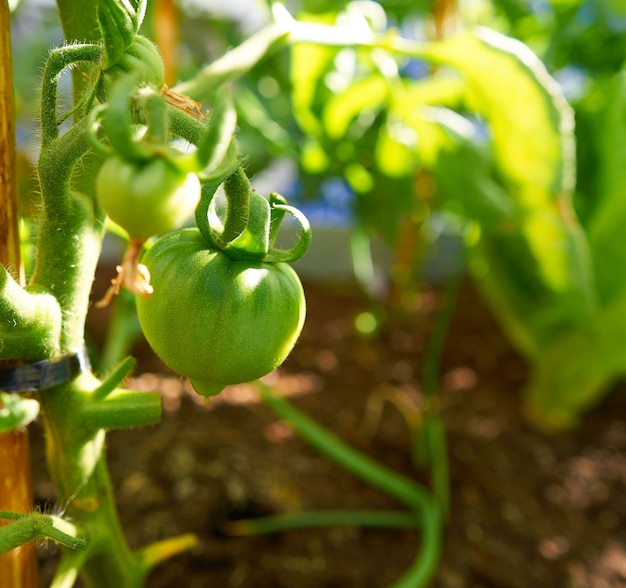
xmin=135 ymin=228 xmax=306 ymax=399
xmin=96 ymin=156 xmax=201 ymax=241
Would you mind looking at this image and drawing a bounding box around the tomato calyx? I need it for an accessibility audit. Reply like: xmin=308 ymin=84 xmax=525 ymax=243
xmin=195 ymin=166 xmax=312 ymax=265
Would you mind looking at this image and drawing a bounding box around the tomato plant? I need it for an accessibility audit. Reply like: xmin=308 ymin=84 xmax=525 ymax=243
xmin=8 ymin=0 xmax=620 ymax=586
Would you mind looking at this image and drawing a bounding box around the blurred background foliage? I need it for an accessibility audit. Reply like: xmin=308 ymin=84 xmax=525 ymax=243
xmin=9 ymin=0 xmax=626 ymax=240
xmin=8 ymin=0 xmax=626 ymax=428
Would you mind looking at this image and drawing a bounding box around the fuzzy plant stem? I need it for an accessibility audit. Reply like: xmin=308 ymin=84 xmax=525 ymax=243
xmin=32 ymin=118 xmax=153 ymax=586
xmin=25 ymin=8 xmax=162 ymax=586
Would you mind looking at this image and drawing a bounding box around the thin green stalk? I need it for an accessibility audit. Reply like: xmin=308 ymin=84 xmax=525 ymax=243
xmin=420 ymin=255 xmax=465 ymax=399
xmin=225 ymin=509 xmax=418 ymax=536
xmin=257 ymin=383 xmax=429 ymax=509
xmin=414 ymin=249 xmax=464 ymax=518
xmin=417 ymin=414 xmax=449 ymax=521
xmin=39 ymin=44 xmax=101 ymax=148
xmin=0 ymin=512 xmax=87 ymax=553
xmin=31 ymin=13 xmax=166 ymax=586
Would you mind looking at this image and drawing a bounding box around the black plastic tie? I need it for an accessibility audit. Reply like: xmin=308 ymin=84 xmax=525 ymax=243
xmin=0 ymin=346 xmax=91 ymax=393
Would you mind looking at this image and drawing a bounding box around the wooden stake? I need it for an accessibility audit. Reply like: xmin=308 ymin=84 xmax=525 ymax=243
xmin=0 ymin=0 xmax=38 ymax=585
xmin=154 ymin=0 xmax=180 ymax=87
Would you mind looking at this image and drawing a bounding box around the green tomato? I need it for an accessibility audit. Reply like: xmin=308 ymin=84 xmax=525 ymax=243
xmin=136 ymin=228 xmax=306 ymax=399
xmin=96 ymin=156 xmax=201 ymax=241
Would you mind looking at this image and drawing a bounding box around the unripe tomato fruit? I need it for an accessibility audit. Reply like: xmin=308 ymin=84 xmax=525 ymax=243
xmin=96 ymin=156 xmax=201 ymax=241
xmin=135 ymin=228 xmax=306 ymax=398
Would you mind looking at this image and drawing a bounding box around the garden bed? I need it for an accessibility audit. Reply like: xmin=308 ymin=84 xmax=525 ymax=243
xmin=32 ymin=278 xmax=626 ymax=587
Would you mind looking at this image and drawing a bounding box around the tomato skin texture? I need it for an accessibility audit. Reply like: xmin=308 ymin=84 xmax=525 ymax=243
xmin=136 ymin=228 xmax=306 ymax=396
xmin=96 ymin=156 xmax=201 ymax=241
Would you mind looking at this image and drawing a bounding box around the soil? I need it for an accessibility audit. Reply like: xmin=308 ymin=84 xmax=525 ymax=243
xmin=31 ymin=276 xmax=626 ymax=588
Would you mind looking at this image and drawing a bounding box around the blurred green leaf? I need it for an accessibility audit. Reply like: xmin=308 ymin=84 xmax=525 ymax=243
xmin=416 ymin=28 xmax=597 ymax=355
xmin=0 ymin=393 xmax=39 ymax=433
xmin=290 ymin=12 xmax=341 ymax=135
xmin=587 ymin=69 xmax=626 ymax=305
xmin=424 ymin=27 xmax=576 ymax=204
xmin=323 ymin=75 xmax=389 ymax=140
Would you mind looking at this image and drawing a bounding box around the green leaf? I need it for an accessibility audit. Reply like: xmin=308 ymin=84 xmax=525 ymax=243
xmin=407 ymin=107 xmax=515 ymax=228
xmin=587 ymin=69 xmax=626 ymax=305
xmin=403 ymin=77 xmax=466 ymax=110
xmin=0 ymin=393 xmax=39 ymax=433
xmin=0 ymin=511 xmax=87 ymax=555
xmin=374 ymin=123 xmax=416 ymax=178
xmin=419 ymin=28 xmax=596 ymax=351
xmin=524 ymin=294 xmax=626 ymax=430
xmin=323 ymin=75 xmax=389 ymax=140
xmin=423 ymin=27 xmax=575 ymax=205
xmin=290 ymin=13 xmax=341 ymax=135
xmin=98 ymin=0 xmax=145 ymax=69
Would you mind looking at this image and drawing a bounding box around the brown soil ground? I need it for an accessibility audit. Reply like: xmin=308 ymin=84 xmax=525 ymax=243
xmin=31 ymin=277 xmax=626 ymax=588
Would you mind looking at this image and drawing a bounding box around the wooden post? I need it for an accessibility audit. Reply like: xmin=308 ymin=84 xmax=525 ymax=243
xmin=154 ymin=0 xmax=180 ymax=87
xmin=0 ymin=0 xmax=38 ymax=585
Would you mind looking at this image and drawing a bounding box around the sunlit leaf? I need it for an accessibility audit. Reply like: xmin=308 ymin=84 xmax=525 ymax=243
xmin=374 ymin=125 xmax=415 ymax=178
xmin=300 ymin=135 xmax=329 ymax=173
xmin=406 ymin=107 xmax=515 ymax=229
xmin=323 ymin=75 xmax=389 ymax=139
xmin=403 ymin=77 xmax=466 ymax=110
xmin=423 ymin=27 xmax=576 ymax=207
xmin=416 ymin=28 xmax=596 ymax=353
xmin=587 ymin=69 xmax=626 ymax=305
xmin=345 ymin=162 xmax=374 ymax=194
xmin=290 ymin=12 xmax=341 ymax=135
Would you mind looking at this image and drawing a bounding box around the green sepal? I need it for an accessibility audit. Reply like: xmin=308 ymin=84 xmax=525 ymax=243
xmin=195 ymin=167 xmax=311 ymax=263
xmin=102 ymin=35 xmax=165 ymax=88
xmin=84 ymin=389 xmax=162 ymax=431
xmin=199 ymin=140 xmax=240 ymax=183
xmin=216 ymin=191 xmax=271 ymax=261
xmin=101 ymin=73 xmax=152 ymax=161
xmin=0 ymin=393 xmax=40 ymax=433
xmin=98 ymin=0 xmax=145 ymax=69
xmin=0 ymin=265 xmax=62 ymax=362
xmin=268 ymin=193 xmax=288 ymax=243
xmin=265 ymin=200 xmax=312 ymax=263
xmin=0 ymin=511 xmax=87 ymax=555
xmin=194 ymin=159 xmax=245 ymax=248
xmin=92 ymin=356 xmax=136 ymax=401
